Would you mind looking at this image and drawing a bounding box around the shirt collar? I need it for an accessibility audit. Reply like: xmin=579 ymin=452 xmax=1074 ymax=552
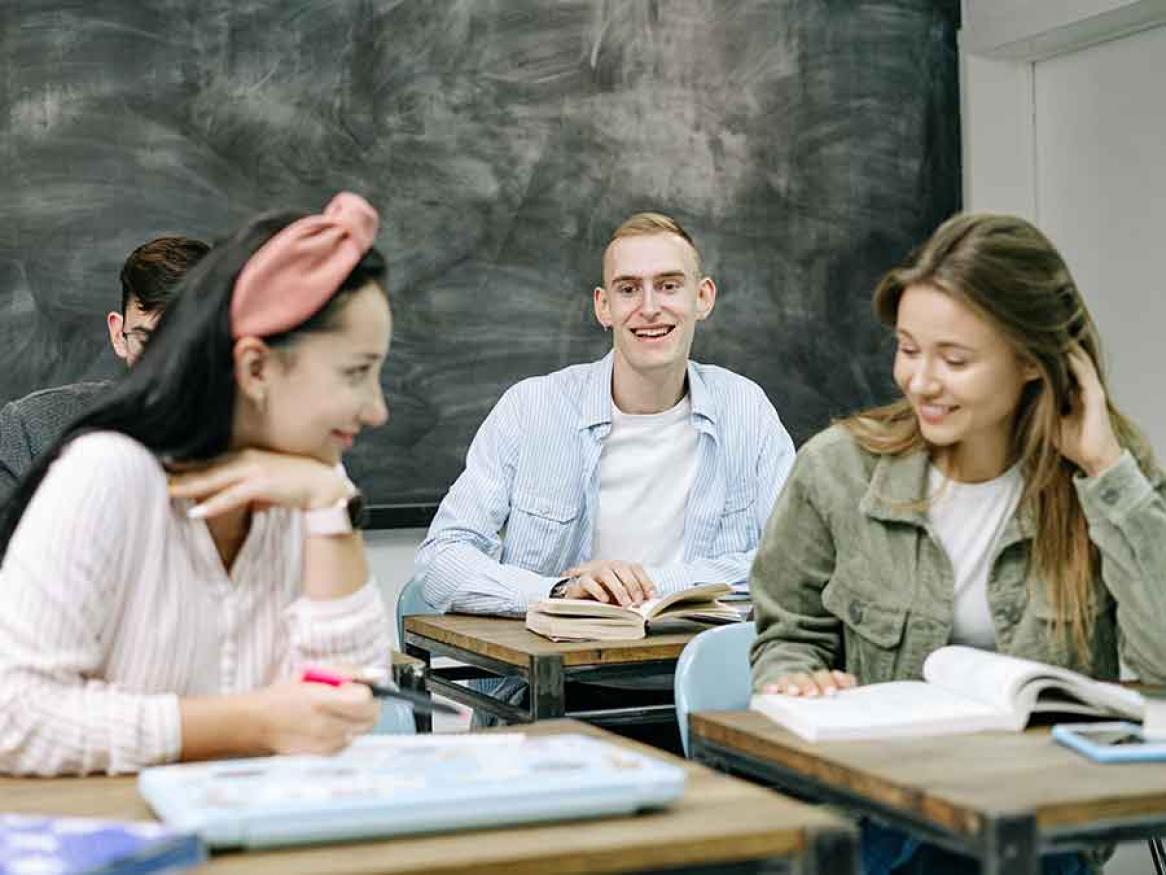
xmin=578 ymin=351 xmax=716 ymax=433
xmin=859 ymin=443 xmax=1035 ymax=539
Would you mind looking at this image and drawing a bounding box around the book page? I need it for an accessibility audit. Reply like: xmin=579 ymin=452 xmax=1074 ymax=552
xmin=751 ymin=682 xmax=1009 ymax=741
xmin=637 ymin=583 xmax=734 ymax=620
xmin=922 ymin=645 xmax=1144 ymax=725
xmin=528 ymin=598 xmax=637 ymax=620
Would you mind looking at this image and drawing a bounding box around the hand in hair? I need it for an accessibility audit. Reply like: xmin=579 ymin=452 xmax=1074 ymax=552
xmin=761 ymin=670 xmax=858 ymax=698
xmin=167 ymin=449 xmax=351 ymax=518
xmin=1054 ymin=345 xmax=1123 ymax=478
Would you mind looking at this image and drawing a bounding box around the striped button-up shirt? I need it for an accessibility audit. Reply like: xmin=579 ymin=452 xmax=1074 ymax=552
xmin=416 ymin=353 xmax=796 ymax=616
xmin=0 ymin=432 xmax=390 ymax=776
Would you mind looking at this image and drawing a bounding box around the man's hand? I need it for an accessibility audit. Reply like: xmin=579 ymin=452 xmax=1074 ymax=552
xmin=556 ymin=560 xmax=657 ymax=607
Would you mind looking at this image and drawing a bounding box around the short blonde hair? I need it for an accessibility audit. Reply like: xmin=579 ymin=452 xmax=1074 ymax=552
xmin=606 ymin=212 xmax=702 ymax=275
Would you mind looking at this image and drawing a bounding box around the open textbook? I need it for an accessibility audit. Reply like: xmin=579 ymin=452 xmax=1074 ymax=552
xmin=525 ymin=583 xmax=740 ymax=641
xmin=750 ymin=645 xmax=1145 ymax=742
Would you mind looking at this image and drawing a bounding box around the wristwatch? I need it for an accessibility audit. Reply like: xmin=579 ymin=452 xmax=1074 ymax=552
xmin=549 ymin=576 xmax=576 ymax=598
xmin=303 ymin=483 xmax=367 ymax=536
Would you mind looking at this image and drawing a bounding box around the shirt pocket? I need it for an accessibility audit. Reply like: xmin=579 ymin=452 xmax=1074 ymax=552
xmin=712 ymin=489 xmax=758 ymax=554
xmin=821 ymin=572 xmax=908 ymax=684
xmin=506 ymin=490 xmax=581 ymax=573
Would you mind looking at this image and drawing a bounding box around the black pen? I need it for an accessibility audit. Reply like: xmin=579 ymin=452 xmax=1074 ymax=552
xmin=302 ymin=668 xmax=461 ymax=716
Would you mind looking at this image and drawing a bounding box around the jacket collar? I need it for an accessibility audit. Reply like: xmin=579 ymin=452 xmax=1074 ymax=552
xmin=579 ymin=351 xmax=716 ymax=435
xmin=859 ymin=445 xmax=1035 ymax=543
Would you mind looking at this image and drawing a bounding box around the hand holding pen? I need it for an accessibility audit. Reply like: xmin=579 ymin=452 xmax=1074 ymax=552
xmin=302 ymin=667 xmax=460 ymax=716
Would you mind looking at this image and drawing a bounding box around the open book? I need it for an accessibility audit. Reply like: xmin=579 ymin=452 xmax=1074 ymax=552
xmin=525 ymin=582 xmax=740 ymax=641
xmin=750 ymin=645 xmax=1145 ymax=742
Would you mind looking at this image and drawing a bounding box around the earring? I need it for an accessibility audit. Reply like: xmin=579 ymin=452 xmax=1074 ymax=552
xmin=255 ymin=390 xmax=267 ymax=413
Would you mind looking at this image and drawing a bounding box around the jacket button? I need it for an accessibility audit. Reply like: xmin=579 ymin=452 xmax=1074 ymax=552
xmin=1101 ymin=488 xmax=1119 ymax=506
xmin=848 ymin=602 xmax=864 ymax=624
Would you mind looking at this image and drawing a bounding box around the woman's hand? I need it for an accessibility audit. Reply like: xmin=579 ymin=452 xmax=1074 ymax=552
xmin=248 ymin=677 xmax=379 ymax=755
xmin=761 ymin=670 xmax=857 ymax=697
xmin=1055 ymin=346 xmax=1123 ymax=478
xmin=168 ymin=449 xmax=350 ymax=519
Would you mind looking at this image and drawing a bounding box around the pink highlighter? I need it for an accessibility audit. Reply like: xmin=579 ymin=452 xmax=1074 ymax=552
xmin=301 ymin=667 xmax=459 ymax=715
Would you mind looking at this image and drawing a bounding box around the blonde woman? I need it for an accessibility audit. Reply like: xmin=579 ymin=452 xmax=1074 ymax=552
xmin=750 ymin=213 xmax=1166 ymax=875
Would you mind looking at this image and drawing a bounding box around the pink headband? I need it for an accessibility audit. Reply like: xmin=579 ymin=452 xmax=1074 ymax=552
xmin=230 ymin=192 xmax=379 ymax=339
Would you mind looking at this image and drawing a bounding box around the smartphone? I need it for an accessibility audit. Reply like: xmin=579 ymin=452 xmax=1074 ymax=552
xmin=1052 ymin=721 xmax=1166 ymax=763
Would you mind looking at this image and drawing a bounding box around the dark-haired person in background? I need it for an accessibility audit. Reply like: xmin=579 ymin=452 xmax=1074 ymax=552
xmin=0 ymin=193 xmax=392 ymax=775
xmin=0 ymin=236 xmax=209 ymax=503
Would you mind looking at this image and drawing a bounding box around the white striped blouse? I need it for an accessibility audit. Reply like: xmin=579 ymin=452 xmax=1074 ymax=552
xmin=0 ymin=431 xmax=390 ymax=776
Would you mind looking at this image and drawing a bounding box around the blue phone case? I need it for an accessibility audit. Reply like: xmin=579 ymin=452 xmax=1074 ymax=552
xmin=1052 ymin=721 xmax=1166 ymax=763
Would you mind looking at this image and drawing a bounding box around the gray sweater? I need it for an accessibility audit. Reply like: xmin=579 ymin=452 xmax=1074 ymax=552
xmin=0 ymin=381 xmax=111 ymax=505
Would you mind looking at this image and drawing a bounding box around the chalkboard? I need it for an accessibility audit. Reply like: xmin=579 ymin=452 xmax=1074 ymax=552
xmin=0 ymin=0 xmax=961 ymax=525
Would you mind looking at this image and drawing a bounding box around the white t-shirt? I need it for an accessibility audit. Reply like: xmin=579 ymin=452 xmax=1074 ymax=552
xmin=591 ymin=395 xmax=699 ymax=566
xmin=926 ymin=462 xmax=1024 ymax=651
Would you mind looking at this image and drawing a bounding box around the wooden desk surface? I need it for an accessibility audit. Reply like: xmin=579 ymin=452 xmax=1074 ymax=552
xmin=404 ymin=614 xmax=702 ymax=668
xmin=0 ymin=720 xmax=848 ymax=875
xmin=692 ymin=710 xmax=1166 ymax=837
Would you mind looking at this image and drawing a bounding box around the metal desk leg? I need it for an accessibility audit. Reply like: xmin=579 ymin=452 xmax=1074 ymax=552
xmin=798 ymin=824 xmax=859 ymax=875
xmin=981 ymin=813 xmax=1039 ymax=875
xmin=529 ymin=654 xmax=565 ymax=720
xmin=402 ymin=643 xmax=433 ymax=733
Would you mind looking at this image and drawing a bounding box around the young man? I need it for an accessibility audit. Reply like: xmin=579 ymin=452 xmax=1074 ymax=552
xmin=417 ymin=213 xmax=795 ymax=615
xmin=0 ymin=236 xmax=209 ymax=502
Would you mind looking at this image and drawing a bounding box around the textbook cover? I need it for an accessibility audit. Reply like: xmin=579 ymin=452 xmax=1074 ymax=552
xmin=0 ymin=814 xmax=205 ymax=874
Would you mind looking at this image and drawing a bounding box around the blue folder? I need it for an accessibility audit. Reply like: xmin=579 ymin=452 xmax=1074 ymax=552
xmin=0 ymin=814 xmax=204 ymax=874
xmin=139 ymin=732 xmax=686 ymax=849
xmin=1052 ymin=721 xmax=1166 ymax=763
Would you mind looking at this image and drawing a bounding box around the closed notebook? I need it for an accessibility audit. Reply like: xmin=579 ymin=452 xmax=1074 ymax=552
xmin=751 ymin=645 xmax=1145 ymax=742
xmin=139 ymin=732 xmax=686 ymax=850
xmin=525 ymin=582 xmax=739 ymax=641
xmin=0 ymin=814 xmax=204 ymax=875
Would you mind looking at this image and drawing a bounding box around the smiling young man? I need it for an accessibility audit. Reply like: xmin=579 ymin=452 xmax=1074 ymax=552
xmin=0 ymin=236 xmax=208 ymax=504
xmin=416 ymin=212 xmax=795 ymax=617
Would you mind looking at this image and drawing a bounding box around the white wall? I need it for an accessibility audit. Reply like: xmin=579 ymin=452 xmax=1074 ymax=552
xmin=366 ymin=528 xmax=426 ymax=649
xmin=962 ymin=3 xmax=1166 ymax=871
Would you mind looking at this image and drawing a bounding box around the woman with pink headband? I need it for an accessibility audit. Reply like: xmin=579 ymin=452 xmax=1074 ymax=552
xmin=0 ymin=193 xmax=394 ymax=775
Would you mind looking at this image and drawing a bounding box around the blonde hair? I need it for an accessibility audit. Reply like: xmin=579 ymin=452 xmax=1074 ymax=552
xmin=844 ymin=213 xmax=1154 ymax=661
xmin=606 ymin=212 xmax=702 ymax=275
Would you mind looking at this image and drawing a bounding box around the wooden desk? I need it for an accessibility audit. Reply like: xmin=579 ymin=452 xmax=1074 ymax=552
xmin=403 ymin=615 xmax=703 ymax=730
xmin=690 ymin=710 xmax=1166 ymax=875
xmin=0 ymin=719 xmax=858 ymax=875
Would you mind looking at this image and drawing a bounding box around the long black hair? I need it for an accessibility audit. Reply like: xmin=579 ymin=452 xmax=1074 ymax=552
xmin=0 ymin=210 xmax=387 ymax=556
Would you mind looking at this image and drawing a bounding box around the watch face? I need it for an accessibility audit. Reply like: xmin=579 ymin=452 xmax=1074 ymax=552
xmin=346 ymin=490 xmax=368 ymax=529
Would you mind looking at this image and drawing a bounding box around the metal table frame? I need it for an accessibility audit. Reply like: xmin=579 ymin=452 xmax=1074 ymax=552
xmin=690 ymin=727 xmax=1166 ymax=875
xmin=404 ymin=629 xmax=679 ymax=732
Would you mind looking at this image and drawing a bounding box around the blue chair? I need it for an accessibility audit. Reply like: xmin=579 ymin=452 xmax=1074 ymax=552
xmin=395 ymin=574 xmax=440 ymax=646
xmin=673 ymin=622 xmax=757 ymax=756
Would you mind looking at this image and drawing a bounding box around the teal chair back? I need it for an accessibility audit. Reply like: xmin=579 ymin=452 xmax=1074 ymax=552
xmin=395 ymin=574 xmax=440 ymax=646
xmin=372 ymin=576 xmax=440 ymax=736
xmin=673 ymin=622 xmax=756 ymax=756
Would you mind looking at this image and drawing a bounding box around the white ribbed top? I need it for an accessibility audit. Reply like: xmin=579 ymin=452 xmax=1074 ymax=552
xmin=0 ymin=431 xmax=389 ymax=776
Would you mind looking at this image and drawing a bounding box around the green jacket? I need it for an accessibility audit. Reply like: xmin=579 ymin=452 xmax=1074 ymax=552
xmin=751 ymin=425 xmax=1166 ymax=690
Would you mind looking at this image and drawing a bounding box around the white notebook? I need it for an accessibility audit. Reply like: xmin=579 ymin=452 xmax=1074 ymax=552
xmin=138 ymin=733 xmax=686 ymax=849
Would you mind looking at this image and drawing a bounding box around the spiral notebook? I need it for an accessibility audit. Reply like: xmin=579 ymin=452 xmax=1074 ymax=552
xmin=138 ymin=732 xmax=686 ymax=850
